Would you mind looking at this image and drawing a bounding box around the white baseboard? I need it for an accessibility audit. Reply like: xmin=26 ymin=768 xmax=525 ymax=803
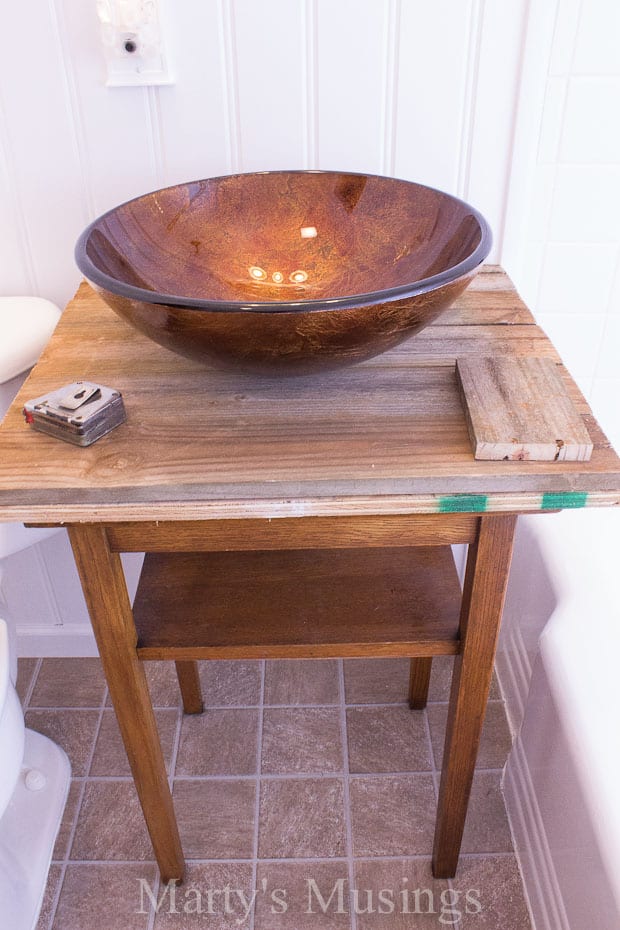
xmin=502 ymin=733 xmax=570 ymax=930
xmin=4 ymin=539 xmax=143 ymax=658
xmin=496 ymin=621 xmax=531 ymax=737
xmin=16 ymin=623 xmax=98 ymax=657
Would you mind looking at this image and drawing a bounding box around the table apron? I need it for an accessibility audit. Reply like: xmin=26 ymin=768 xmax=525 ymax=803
xmin=102 ymin=513 xmax=479 ymax=552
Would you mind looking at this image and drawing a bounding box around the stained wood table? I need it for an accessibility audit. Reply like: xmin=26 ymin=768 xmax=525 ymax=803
xmin=0 ymin=267 xmax=618 ymax=882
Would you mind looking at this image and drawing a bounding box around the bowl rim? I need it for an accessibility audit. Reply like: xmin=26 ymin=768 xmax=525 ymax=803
xmin=74 ymin=169 xmax=493 ymax=314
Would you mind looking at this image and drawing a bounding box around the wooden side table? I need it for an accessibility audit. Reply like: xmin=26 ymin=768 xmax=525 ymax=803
xmin=0 ymin=267 xmax=618 ymax=883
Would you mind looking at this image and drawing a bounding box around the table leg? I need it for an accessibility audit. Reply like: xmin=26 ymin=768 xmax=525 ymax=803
xmin=432 ymin=514 xmax=517 ymax=878
xmin=175 ymin=661 xmax=204 ymax=714
xmin=68 ymin=525 xmax=184 ymax=883
xmin=408 ymin=657 xmax=432 ymax=709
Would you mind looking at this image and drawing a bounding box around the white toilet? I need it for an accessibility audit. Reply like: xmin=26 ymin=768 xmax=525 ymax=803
xmin=0 ymin=297 xmax=71 ymax=930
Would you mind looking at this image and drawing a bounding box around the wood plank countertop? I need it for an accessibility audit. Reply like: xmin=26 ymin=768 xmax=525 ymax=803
xmin=0 ymin=266 xmax=619 ymax=523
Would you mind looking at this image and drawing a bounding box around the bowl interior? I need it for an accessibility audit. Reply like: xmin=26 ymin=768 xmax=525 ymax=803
xmin=81 ymin=172 xmax=486 ymax=308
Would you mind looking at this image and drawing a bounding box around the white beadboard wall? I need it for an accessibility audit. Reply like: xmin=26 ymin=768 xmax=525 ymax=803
xmin=0 ymin=0 xmax=529 ymax=310
xmin=504 ymin=0 xmax=620 ymax=449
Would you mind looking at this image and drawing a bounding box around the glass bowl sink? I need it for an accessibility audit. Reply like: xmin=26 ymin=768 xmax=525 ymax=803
xmin=75 ymin=170 xmax=491 ymax=374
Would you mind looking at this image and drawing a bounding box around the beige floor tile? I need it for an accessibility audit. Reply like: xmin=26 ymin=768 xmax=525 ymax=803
xmin=151 ymin=862 xmax=255 ymax=928
xmin=256 ymin=861 xmax=351 ymax=929
xmin=143 ymin=662 xmax=182 ymax=707
xmin=258 ymin=778 xmax=346 ymax=859
xmin=31 ymin=659 xmax=106 ymax=708
xmin=353 ymin=859 xmax=450 ymax=929
xmin=426 ymin=656 xmax=453 ymax=703
xmin=427 ymin=657 xmax=501 ymax=703
xmin=344 ymin=659 xmax=410 ymax=704
xmin=23 ymin=660 xmax=529 ymax=930
xmin=346 ymin=706 xmax=432 ymax=773
xmin=427 ymin=702 xmax=512 ymax=771
xmin=36 ymin=862 xmax=62 ymax=930
xmin=70 ymin=781 xmax=153 ymax=861
xmin=173 ymin=779 xmax=256 ymax=859
xmin=457 ymin=856 xmax=532 ymax=929
xmin=90 ymin=708 xmax=179 ymax=777
xmin=16 ymin=657 xmax=39 ymax=706
xmin=349 ymin=775 xmax=436 ymax=857
xmin=53 ymin=781 xmax=83 ymax=861
xmin=151 ymin=661 xmax=183 ymax=708
xmin=106 ymin=661 xmax=181 ymax=709
xmin=461 ymin=772 xmax=513 ymax=854
xmin=110 ymin=661 xmax=262 ymax=710
xmin=175 ymin=709 xmax=259 ymax=776
xmin=26 ymin=710 xmax=100 ymax=777
xmin=199 ymin=660 xmax=262 ymax=706
xmin=52 ymin=863 xmax=157 ymax=930
xmin=264 ymin=660 xmax=340 ymax=705
xmin=261 ymin=708 xmax=343 ymax=775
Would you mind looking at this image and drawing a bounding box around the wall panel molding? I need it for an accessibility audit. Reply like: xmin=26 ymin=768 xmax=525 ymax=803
xmin=219 ymin=0 xmax=242 ymax=173
xmin=303 ymin=0 xmax=318 ymax=167
xmin=0 ymin=88 xmax=36 ymax=295
xmin=381 ymin=0 xmax=401 ymax=177
xmin=457 ymin=0 xmax=484 ymax=200
xmin=145 ymin=86 xmax=166 ymax=189
xmin=53 ymin=0 xmax=95 ymax=222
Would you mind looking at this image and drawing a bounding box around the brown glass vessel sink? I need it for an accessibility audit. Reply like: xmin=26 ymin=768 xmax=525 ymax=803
xmin=75 ymin=170 xmax=491 ymax=374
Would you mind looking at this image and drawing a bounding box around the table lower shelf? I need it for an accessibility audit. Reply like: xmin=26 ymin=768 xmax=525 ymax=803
xmin=133 ymin=546 xmax=462 ymax=660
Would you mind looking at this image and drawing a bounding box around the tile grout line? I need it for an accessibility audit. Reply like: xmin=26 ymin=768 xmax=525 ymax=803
xmin=145 ymin=685 xmax=183 ymax=929
xmin=167 ymin=696 xmax=184 ymax=789
xmin=40 ymin=856 xmax=69 ymax=930
xmin=425 ymin=701 xmax=444 ymax=909
xmin=421 ymin=707 xmax=439 ymax=786
xmin=145 ymin=870 xmax=160 ymax=930
xmin=88 ymin=684 xmax=115 ymax=777
xmin=249 ymin=659 xmax=266 ymax=930
xmin=425 ymin=701 xmax=460 ymax=921
xmin=27 ymin=691 xmax=511 ymax=713
xmin=22 ymin=657 xmax=43 ymax=709
xmin=42 ymin=679 xmax=110 ymax=930
xmin=51 ymin=764 xmax=511 ymax=784
xmin=58 ymin=850 xmax=519 ymax=867
xmin=338 ymin=658 xmax=357 ymax=930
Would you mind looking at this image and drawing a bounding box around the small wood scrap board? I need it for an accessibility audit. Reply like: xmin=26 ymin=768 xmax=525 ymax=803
xmin=456 ymin=356 xmax=593 ymax=462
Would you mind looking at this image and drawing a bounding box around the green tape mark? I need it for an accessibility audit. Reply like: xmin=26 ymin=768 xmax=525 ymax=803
xmin=541 ymin=492 xmax=588 ymax=510
xmin=438 ymin=494 xmax=488 ymax=513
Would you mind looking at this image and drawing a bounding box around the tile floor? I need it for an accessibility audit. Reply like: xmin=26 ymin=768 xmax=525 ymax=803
xmin=16 ymin=655 xmax=533 ymax=930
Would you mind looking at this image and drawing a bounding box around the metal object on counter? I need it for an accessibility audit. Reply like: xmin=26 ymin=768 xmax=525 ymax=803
xmin=23 ymin=381 xmax=126 ymax=446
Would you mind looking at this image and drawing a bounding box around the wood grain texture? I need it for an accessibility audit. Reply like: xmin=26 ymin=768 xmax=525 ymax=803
xmin=0 ymin=268 xmax=618 ymax=522
xmin=67 ymin=524 xmax=184 ymax=882
xmin=456 ymin=357 xmax=593 ymax=461
xmin=432 ymin=514 xmax=517 ymax=878
xmin=106 ymin=514 xmax=478 ymax=552
xmin=133 ymin=547 xmax=461 ymax=660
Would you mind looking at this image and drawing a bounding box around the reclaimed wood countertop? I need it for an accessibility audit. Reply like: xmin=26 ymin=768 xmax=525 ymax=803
xmin=0 ymin=266 xmax=618 ymax=523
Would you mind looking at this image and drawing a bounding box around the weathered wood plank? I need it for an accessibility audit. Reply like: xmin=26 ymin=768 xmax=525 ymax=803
xmin=456 ymin=357 xmax=593 ymax=462
xmin=0 ymin=271 xmax=618 ymax=521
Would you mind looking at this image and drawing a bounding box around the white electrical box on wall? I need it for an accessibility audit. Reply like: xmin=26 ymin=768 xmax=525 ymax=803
xmin=96 ymin=0 xmax=172 ymax=87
